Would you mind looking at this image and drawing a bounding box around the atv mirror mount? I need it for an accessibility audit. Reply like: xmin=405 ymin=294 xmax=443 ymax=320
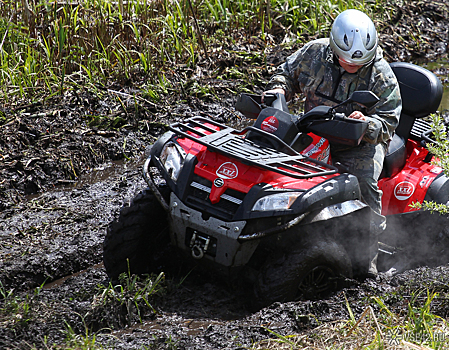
xmin=332 ymin=91 xmax=380 ymax=111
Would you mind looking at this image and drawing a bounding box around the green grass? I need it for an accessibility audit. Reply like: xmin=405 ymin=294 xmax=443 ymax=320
xmin=0 ymin=280 xmax=45 ymax=327
xmin=0 ymin=0 xmax=395 ymax=103
xmin=95 ymin=269 xmax=166 ymax=325
xmin=410 ymin=113 xmax=449 ymax=214
xmin=249 ymin=290 xmax=449 ymax=349
xmin=61 ymin=318 xmax=107 ymax=350
xmin=0 ymin=271 xmax=166 ymax=349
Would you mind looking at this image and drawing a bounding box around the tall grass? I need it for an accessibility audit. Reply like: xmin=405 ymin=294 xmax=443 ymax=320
xmin=0 ymin=0 xmax=388 ymax=103
xmin=95 ymin=270 xmax=166 ymax=325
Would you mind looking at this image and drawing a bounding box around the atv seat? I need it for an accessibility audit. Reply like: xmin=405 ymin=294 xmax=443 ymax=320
xmin=381 ymin=133 xmax=407 ymax=178
xmin=380 ymin=62 xmax=443 ymax=178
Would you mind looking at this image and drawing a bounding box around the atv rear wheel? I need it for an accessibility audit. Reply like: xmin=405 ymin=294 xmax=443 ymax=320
xmin=103 ymin=187 xmax=170 ymax=281
xmin=253 ymin=239 xmax=352 ymax=309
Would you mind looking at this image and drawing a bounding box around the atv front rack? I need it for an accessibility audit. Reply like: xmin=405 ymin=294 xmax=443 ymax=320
xmin=169 ymin=116 xmax=337 ymax=179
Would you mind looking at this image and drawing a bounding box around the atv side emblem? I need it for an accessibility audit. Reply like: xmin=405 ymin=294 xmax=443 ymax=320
xmin=261 ymin=116 xmax=279 ymax=133
xmin=214 ymin=178 xmax=224 ymax=188
xmin=216 ymin=162 xmax=238 ymax=179
xmin=430 ymin=166 xmax=443 ymax=174
xmin=394 ymin=181 xmax=415 ymax=200
xmin=419 ymin=176 xmax=430 ymax=189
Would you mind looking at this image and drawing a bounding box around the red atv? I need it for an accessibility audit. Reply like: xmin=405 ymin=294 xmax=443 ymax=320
xmin=103 ymin=62 xmax=446 ymax=308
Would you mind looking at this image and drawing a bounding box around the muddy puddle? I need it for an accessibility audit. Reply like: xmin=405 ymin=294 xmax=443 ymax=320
xmin=0 ymin=159 xmax=147 ymax=291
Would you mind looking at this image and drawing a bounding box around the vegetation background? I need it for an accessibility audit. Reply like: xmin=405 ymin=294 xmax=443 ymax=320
xmin=0 ymin=0 xmax=426 ymax=104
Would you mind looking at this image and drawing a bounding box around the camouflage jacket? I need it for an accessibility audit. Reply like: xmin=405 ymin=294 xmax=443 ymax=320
xmin=266 ymin=38 xmax=402 ymax=146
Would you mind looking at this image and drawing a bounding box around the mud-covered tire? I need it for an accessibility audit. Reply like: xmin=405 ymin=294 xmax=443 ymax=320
xmin=253 ymin=239 xmax=352 ymax=309
xmin=103 ymin=187 xmax=170 ymax=281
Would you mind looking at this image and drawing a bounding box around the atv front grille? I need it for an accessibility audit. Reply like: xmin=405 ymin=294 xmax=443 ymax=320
xmin=170 ymin=117 xmax=337 ymax=179
xmin=185 ymin=175 xmax=246 ymax=221
xmin=191 ymin=182 xmax=243 ymax=205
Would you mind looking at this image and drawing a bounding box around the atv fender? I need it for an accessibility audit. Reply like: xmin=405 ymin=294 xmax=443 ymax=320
xmin=303 ymin=199 xmax=369 ymax=224
xmin=424 ymin=172 xmax=449 ymax=204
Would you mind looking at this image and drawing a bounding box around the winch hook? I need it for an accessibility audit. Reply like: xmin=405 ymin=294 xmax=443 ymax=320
xmin=189 ymin=232 xmax=210 ymax=259
xmin=191 ymin=244 xmax=204 ymax=259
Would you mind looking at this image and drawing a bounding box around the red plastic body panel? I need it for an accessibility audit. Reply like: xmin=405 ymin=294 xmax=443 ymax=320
xmin=177 ymin=121 xmax=442 ymax=216
xmin=177 ymin=123 xmax=335 ymax=204
xmin=302 ymin=133 xmax=332 ymax=164
xmin=379 ymin=139 xmax=443 ymax=215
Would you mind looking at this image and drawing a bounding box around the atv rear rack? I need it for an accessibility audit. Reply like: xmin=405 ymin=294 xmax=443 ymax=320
xmin=169 ymin=116 xmax=337 ymax=179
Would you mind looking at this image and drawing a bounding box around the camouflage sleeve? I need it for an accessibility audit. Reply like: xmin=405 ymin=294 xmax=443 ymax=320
xmin=363 ymin=62 xmax=402 ymax=145
xmin=265 ymin=42 xmax=316 ymax=101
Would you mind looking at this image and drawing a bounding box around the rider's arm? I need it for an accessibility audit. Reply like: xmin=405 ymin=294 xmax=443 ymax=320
xmin=363 ymin=61 xmax=402 ymax=145
xmin=264 ymin=40 xmax=325 ymax=101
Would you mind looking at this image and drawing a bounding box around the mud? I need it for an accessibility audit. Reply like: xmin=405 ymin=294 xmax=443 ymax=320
xmin=1 ymin=1 xmax=449 ymax=349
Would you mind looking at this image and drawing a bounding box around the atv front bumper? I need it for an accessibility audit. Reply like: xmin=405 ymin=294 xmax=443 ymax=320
xmin=168 ymin=192 xmax=260 ymax=267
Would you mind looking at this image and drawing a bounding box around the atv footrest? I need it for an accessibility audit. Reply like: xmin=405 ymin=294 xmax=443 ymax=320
xmin=170 ymin=117 xmax=337 ymax=179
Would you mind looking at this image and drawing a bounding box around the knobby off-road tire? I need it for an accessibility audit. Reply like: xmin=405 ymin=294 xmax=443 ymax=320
xmin=103 ymin=188 xmax=170 ymax=281
xmin=253 ymin=239 xmax=352 ymax=309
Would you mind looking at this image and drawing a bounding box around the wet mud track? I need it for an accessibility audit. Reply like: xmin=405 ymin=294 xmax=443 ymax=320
xmin=1 ymin=108 xmax=449 ymax=346
xmin=0 ymin=161 xmax=145 ymax=293
xmin=2 ymin=143 xmax=449 ymax=350
xmin=1 ymin=119 xmax=449 ymax=350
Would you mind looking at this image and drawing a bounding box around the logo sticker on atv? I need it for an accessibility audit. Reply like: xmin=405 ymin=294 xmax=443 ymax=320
xmin=261 ymin=116 xmax=279 ymax=133
xmin=216 ymin=162 xmax=238 ymax=179
xmin=214 ymin=178 xmax=224 ymax=188
xmin=419 ymin=176 xmax=431 ymax=189
xmin=394 ymin=181 xmax=415 ymax=200
xmin=430 ymin=166 xmax=443 ymax=174
xmin=303 ymin=137 xmax=326 ymax=157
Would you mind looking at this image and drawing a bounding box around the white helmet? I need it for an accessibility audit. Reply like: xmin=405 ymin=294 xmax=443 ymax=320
xmin=329 ymin=9 xmax=378 ymax=66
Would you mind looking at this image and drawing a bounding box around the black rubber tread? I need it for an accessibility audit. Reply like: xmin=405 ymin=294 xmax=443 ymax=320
xmin=103 ymin=187 xmax=170 ymax=281
xmin=253 ymin=239 xmax=352 ymax=309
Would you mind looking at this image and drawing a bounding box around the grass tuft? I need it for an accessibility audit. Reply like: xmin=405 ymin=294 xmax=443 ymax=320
xmin=249 ymin=290 xmax=449 ymax=349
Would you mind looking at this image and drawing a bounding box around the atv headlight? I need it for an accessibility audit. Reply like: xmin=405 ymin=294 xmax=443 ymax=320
xmin=160 ymin=142 xmax=186 ymax=181
xmin=252 ymin=192 xmax=301 ymax=211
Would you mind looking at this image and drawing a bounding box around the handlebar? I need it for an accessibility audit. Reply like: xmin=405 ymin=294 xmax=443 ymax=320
xmin=236 ymin=91 xmax=372 ymax=147
xmin=235 ymin=92 xmax=290 ymax=119
xmin=263 ymin=93 xmax=290 ymax=113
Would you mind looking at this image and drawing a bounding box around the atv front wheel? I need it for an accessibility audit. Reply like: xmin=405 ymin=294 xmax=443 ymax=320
xmin=253 ymin=239 xmax=352 ymax=309
xmin=103 ymin=188 xmax=170 ymax=281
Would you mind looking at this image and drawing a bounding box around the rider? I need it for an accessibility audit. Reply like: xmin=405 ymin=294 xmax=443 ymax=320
xmin=263 ymin=9 xmax=402 ymax=278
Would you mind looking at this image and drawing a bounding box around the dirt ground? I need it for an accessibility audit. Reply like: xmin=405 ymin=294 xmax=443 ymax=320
xmin=1 ymin=1 xmax=449 ymax=349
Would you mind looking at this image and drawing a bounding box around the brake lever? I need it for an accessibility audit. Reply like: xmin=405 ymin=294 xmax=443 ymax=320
xmin=333 ymin=112 xmax=347 ymax=120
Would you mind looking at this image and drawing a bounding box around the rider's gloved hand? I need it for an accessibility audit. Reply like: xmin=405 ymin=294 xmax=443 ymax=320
xmin=261 ymin=88 xmax=286 ymax=103
xmin=347 ymin=112 xmax=382 ymax=144
xmin=347 ymin=111 xmax=367 ymax=121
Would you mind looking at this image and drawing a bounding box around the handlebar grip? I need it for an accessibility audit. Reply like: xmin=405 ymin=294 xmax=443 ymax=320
xmin=262 ymin=93 xmax=277 ymax=106
xmin=263 ymin=93 xmax=289 ymax=113
xmin=334 ymin=113 xmax=346 ymax=120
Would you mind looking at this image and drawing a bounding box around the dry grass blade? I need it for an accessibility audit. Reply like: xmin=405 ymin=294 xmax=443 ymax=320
xmin=402 ymin=341 xmax=433 ymax=350
xmin=346 ymin=306 xmax=383 ymax=339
